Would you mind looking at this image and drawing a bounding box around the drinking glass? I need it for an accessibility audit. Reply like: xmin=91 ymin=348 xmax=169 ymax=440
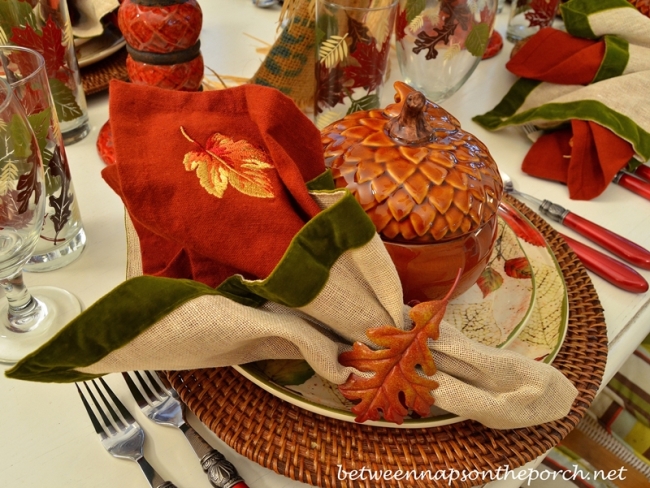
xmin=395 ymin=0 xmax=498 ymax=102
xmin=0 ymin=0 xmax=90 ymax=144
xmin=0 ymin=46 xmax=86 ymax=272
xmin=0 ymin=74 xmax=80 ymax=365
xmin=506 ymin=0 xmax=559 ymax=42
xmin=314 ymin=0 xmax=398 ymax=129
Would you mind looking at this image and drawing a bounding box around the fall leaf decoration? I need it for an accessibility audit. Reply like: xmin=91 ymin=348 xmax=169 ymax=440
xmin=180 ymin=127 xmax=275 ymax=199
xmin=505 ymin=257 xmax=533 ymax=279
xmin=0 ymin=0 xmax=82 ymax=123
xmin=338 ymin=270 xmax=462 ymax=424
xmin=524 ymin=0 xmax=558 ymax=28
xmin=413 ymin=19 xmax=458 ymax=59
xmin=319 ymin=33 xmax=349 ymax=68
xmin=477 ymin=265 xmax=504 ymax=298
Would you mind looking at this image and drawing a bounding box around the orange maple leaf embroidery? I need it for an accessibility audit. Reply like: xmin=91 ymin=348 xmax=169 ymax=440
xmin=338 ymin=271 xmax=461 ymax=424
xmin=180 ymin=127 xmax=274 ymax=199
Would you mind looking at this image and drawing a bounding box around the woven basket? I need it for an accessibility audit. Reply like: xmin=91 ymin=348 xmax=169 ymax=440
xmin=80 ymin=48 xmax=129 ymax=96
xmin=166 ymin=195 xmax=608 ymax=488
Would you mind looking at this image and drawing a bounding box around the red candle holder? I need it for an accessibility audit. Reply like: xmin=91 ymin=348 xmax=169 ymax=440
xmin=97 ymin=0 xmax=204 ymax=165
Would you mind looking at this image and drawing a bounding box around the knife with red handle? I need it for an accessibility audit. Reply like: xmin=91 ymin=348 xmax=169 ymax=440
xmin=561 ymin=234 xmax=648 ymax=293
xmin=538 ymin=200 xmax=650 ymax=270
xmin=633 ymin=164 xmax=650 ymax=182
xmin=614 ymin=172 xmax=650 ymax=200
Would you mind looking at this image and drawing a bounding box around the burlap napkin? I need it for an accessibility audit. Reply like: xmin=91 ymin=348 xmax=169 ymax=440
xmin=6 ymin=81 xmax=577 ymax=429
xmin=474 ymin=0 xmax=650 ymax=200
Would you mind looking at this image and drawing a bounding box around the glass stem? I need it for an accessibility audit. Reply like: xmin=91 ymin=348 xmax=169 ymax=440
xmin=2 ymin=271 xmax=44 ymax=333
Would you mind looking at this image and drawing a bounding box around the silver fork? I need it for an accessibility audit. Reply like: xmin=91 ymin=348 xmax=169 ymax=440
xmin=76 ymin=377 xmax=178 ymax=488
xmin=123 ymin=370 xmax=248 ymax=488
xmin=521 ymin=122 xmax=543 ymax=142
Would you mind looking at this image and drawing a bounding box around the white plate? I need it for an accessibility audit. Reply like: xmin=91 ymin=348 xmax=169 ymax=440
xmin=75 ymin=22 xmax=125 ymax=68
xmin=234 ymin=203 xmax=569 ymax=428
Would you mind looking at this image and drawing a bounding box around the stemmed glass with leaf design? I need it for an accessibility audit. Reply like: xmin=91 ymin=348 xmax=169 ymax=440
xmin=0 ymin=48 xmax=80 ymax=365
xmin=395 ymin=0 xmax=498 ymax=102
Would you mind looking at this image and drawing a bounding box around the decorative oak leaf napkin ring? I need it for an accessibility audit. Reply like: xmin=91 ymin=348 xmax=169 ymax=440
xmin=7 ymin=81 xmax=578 ymax=429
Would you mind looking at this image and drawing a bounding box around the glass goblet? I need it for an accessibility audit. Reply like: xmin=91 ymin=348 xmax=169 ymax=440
xmin=1 ymin=46 xmax=86 ymax=272
xmin=395 ymin=0 xmax=498 ymax=103
xmin=0 ymin=77 xmax=80 ymax=365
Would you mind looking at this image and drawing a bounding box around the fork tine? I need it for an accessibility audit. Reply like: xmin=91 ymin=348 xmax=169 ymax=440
xmin=142 ymin=370 xmax=168 ymax=399
xmin=123 ymin=371 xmax=150 ymax=407
xmin=75 ymin=383 xmax=105 ymax=436
xmin=97 ymin=377 xmax=136 ymax=424
xmin=135 ymin=370 xmax=162 ymax=401
xmin=80 ymin=381 xmax=119 ymax=436
xmin=146 ymin=371 xmax=173 ymax=396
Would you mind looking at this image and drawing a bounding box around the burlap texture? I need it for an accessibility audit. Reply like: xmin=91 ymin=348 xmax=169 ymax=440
xmin=250 ymin=0 xmax=316 ymax=110
xmin=100 ymin=191 xmax=578 ymax=429
xmin=516 ymin=71 xmax=650 ymax=137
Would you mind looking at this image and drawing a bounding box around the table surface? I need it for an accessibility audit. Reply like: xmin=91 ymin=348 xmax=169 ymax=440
xmin=2 ymin=2 xmax=649 ymax=488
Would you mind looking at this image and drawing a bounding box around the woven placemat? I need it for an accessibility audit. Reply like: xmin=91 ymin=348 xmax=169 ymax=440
xmin=166 ymin=194 xmax=608 ymax=488
xmin=80 ymin=48 xmax=128 ymax=96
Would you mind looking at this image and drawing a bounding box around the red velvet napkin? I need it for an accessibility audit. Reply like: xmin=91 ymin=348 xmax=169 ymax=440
xmin=521 ymin=120 xmax=635 ymax=200
xmin=507 ymin=28 xmax=635 ymax=200
xmin=506 ymin=28 xmax=604 ymax=85
xmin=102 ymin=81 xmax=326 ymax=287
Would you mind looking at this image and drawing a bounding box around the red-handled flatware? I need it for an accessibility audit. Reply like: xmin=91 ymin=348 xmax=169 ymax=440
xmin=633 ymin=164 xmax=650 ymax=182
xmin=549 ymin=204 xmax=650 ymax=270
xmin=502 ymin=172 xmax=650 ymax=270
xmin=614 ymin=172 xmax=650 ymax=201
xmin=561 ymin=234 xmax=648 ymax=293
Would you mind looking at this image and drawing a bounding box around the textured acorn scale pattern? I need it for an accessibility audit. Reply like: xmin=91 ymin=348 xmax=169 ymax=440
xmin=322 ymin=104 xmax=503 ymax=244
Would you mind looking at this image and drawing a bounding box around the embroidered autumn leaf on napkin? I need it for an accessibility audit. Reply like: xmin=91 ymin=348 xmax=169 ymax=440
xmin=338 ymin=275 xmax=459 ymax=424
xmin=180 ymin=127 xmax=274 ymax=199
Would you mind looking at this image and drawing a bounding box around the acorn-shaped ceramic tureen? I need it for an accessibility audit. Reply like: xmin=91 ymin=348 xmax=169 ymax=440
xmin=321 ymin=82 xmax=503 ymax=302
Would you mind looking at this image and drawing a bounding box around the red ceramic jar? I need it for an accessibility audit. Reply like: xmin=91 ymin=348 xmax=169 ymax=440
xmin=322 ymin=83 xmax=503 ymax=302
xmin=126 ymin=54 xmax=204 ymax=91
xmin=118 ymin=0 xmax=202 ymax=53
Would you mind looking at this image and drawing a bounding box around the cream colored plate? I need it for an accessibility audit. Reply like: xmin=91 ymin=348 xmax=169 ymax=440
xmin=75 ymin=22 xmax=125 ymax=68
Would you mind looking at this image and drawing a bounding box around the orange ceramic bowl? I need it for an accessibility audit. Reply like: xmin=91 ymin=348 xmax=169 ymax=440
xmin=383 ymin=215 xmax=498 ymax=303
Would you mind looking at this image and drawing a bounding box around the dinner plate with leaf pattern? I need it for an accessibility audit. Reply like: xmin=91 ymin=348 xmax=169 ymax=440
xmin=234 ymin=202 xmax=568 ymax=428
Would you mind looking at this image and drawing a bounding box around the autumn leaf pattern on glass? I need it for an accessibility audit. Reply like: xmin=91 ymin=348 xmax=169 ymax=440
xmin=524 ymin=0 xmax=557 ymax=28
xmin=399 ymin=0 xmax=493 ymax=60
xmin=180 ymin=127 xmax=275 ymax=199
xmin=315 ymin=3 xmax=396 ymax=124
xmin=2 ymin=5 xmax=83 ymax=123
xmin=0 ymin=114 xmax=39 ymax=229
xmin=46 ymin=146 xmax=73 ymax=243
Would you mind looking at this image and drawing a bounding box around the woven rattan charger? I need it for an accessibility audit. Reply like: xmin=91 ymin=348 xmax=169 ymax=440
xmin=166 ymin=195 xmax=608 ymax=488
xmin=80 ymin=48 xmax=128 ymax=96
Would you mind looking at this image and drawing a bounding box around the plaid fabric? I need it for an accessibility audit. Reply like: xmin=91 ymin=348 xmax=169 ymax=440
xmin=590 ymin=335 xmax=650 ymax=465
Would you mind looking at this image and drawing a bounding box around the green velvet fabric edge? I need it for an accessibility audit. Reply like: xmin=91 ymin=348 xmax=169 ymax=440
xmin=6 ymin=189 xmax=378 ymax=382
xmin=217 ymin=190 xmax=377 ymax=308
xmin=593 ymin=36 xmax=629 ymax=84
xmin=561 ymin=0 xmax=634 ymax=39
xmin=475 ymin=97 xmax=650 ymax=160
xmin=5 ymin=277 xmax=219 ymax=382
xmin=306 ymin=169 xmax=336 ymax=190
xmin=472 ymin=78 xmax=541 ymax=129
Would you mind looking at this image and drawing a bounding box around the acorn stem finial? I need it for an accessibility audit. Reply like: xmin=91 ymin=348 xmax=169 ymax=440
xmin=387 ymin=91 xmax=434 ymax=144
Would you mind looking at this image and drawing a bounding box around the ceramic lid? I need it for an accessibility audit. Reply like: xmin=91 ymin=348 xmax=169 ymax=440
xmin=321 ymin=82 xmax=503 ymax=244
